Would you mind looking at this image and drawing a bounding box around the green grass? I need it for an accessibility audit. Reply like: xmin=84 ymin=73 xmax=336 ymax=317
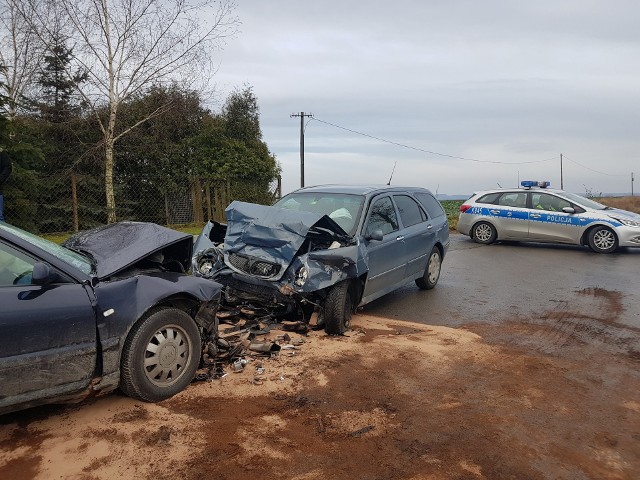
xmin=42 ymin=223 xmax=207 ymax=245
xmin=440 ymin=200 xmax=463 ymax=231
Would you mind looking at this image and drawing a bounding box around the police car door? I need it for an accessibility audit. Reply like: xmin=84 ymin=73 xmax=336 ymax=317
xmin=491 ymin=192 xmax=530 ymax=240
xmin=528 ymin=192 xmax=579 ymax=243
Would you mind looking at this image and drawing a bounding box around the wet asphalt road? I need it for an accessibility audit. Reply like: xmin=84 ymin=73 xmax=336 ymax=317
xmin=363 ymin=233 xmax=640 ymax=330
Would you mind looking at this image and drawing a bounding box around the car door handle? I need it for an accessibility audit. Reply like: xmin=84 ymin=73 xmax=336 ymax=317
xmin=530 ymin=213 xmax=541 ymax=219
xmin=396 ymin=235 xmax=405 ymax=241
xmin=489 ymin=209 xmax=500 ymax=215
xmin=427 ymin=224 xmax=433 ymax=230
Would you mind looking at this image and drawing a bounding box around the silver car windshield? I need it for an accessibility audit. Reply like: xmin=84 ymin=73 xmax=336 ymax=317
xmin=274 ymin=193 xmax=365 ymax=236
xmin=560 ymin=192 xmax=609 ymax=210
xmin=0 ymin=223 xmax=93 ymax=275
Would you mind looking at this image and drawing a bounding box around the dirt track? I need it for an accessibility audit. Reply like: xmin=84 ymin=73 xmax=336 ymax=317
xmin=2 ymin=302 xmax=639 ymax=479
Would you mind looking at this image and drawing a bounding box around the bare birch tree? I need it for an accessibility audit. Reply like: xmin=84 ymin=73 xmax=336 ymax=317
xmin=20 ymin=0 xmax=238 ymax=222
xmin=0 ymin=0 xmax=42 ymax=120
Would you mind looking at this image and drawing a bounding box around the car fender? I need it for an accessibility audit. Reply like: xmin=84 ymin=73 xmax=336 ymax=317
xmin=92 ymin=274 xmax=222 ymax=388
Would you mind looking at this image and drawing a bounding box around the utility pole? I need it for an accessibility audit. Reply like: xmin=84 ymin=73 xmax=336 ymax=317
xmin=560 ymin=153 xmax=564 ymax=190
xmin=632 ymin=172 xmax=635 ymax=196
xmin=290 ymin=112 xmax=313 ymax=188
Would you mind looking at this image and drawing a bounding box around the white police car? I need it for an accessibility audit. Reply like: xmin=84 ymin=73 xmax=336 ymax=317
xmin=457 ymin=181 xmax=640 ymax=253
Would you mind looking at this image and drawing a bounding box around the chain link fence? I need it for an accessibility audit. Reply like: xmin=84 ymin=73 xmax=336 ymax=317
xmin=4 ymin=171 xmax=281 ymax=234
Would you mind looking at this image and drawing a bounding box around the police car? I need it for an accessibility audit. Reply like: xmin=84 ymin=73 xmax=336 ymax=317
xmin=457 ymin=181 xmax=640 ymax=253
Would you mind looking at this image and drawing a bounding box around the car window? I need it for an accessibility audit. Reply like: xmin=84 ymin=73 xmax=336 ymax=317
xmin=497 ymin=192 xmax=528 ymax=208
xmin=0 ymin=242 xmax=37 ymax=287
xmin=393 ymin=195 xmax=426 ymax=227
xmin=414 ymin=192 xmax=446 ymax=219
xmin=476 ymin=192 xmax=501 ymax=204
xmin=365 ymin=196 xmax=399 ymax=237
xmin=532 ymin=193 xmax=571 ymax=212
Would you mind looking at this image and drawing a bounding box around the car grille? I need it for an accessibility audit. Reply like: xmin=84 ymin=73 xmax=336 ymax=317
xmin=228 ymin=253 xmax=281 ymax=279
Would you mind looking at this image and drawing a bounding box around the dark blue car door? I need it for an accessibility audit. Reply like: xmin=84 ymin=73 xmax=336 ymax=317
xmin=0 ymin=240 xmax=97 ymax=410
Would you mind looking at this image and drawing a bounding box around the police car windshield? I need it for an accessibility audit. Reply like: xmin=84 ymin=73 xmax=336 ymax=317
xmin=561 ymin=192 xmax=609 ymax=210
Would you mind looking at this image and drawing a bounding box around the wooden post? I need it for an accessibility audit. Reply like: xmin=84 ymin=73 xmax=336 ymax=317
xmin=205 ymin=183 xmax=212 ymax=220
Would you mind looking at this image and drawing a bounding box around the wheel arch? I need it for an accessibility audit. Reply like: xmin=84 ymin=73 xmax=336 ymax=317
xmin=471 ymin=219 xmax=499 ymax=240
xmin=580 ymin=222 xmax=618 ymax=246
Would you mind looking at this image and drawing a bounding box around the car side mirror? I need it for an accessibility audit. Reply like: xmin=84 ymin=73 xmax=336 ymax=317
xmin=366 ymin=230 xmax=384 ymax=241
xmin=31 ymin=262 xmax=58 ymax=285
xmin=562 ymin=207 xmax=575 ymax=214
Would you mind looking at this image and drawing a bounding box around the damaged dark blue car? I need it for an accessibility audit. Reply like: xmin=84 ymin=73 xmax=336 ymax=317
xmin=193 ymin=185 xmax=449 ymax=335
xmin=0 ymin=221 xmax=222 ymax=414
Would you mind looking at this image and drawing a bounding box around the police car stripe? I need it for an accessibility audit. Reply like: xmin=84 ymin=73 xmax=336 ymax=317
xmin=462 ymin=207 xmax=623 ymax=228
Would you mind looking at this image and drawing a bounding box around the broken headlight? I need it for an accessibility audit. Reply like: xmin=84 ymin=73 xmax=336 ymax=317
xmin=193 ymin=247 xmax=224 ymax=278
xmin=294 ymin=265 xmax=308 ymax=287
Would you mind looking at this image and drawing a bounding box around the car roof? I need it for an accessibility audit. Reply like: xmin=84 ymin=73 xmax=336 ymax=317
xmin=473 ymin=187 xmax=567 ymax=196
xmin=287 ymin=184 xmax=434 ymax=196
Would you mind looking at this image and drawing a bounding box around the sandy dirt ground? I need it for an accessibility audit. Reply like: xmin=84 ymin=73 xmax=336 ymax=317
xmin=1 ymin=299 xmax=639 ymax=479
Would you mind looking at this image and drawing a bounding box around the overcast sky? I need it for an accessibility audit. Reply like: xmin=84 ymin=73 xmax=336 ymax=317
xmin=211 ymin=1 xmax=639 ymax=197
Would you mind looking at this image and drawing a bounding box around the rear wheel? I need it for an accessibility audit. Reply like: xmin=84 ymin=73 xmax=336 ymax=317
xmin=323 ymin=281 xmax=353 ymax=335
xmin=415 ymin=247 xmax=442 ymax=290
xmin=472 ymin=221 xmax=497 ymax=244
xmin=587 ymin=226 xmax=618 ymax=254
xmin=121 ymin=308 xmax=201 ymax=402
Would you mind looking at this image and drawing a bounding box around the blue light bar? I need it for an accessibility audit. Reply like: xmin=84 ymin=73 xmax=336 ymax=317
xmin=521 ymin=180 xmax=551 ymax=189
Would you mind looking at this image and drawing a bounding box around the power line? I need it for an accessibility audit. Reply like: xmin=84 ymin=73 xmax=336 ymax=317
xmin=310 ymin=117 xmax=556 ymax=165
xmin=562 ymin=155 xmax=628 ymax=177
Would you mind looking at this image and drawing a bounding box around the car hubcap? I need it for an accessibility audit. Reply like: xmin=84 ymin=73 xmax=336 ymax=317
xmin=594 ymin=230 xmax=615 ymax=250
xmin=427 ymin=252 xmax=441 ymax=284
xmin=475 ymin=224 xmax=492 ymax=242
xmin=144 ymin=325 xmax=191 ymax=386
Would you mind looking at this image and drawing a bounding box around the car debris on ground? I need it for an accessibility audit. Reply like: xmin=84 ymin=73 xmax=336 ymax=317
xmin=194 ymin=304 xmax=313 ymax=382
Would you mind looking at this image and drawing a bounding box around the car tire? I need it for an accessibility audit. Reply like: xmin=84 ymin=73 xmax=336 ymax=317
xmin=120 ymin=308 xmax=201 ymax=402
xmin=472 ymin=221 xmax=497 ymax=245
xmin=415 ymin=246 xmax=442 ymax=290
xmin=587 ymin=226 xmax=618 ymax=254
xmin=323 ymin=281 xmax=353 ymax=335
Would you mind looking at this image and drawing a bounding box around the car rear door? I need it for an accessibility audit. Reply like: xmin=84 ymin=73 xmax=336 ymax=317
xmin=392 ymin=194 xmax=434 ymax=278
xmin=361 ymin=195 xmax=407 ymax=301
xmin=491 ymin=192 xmax=530 ymax=240
xmin=0 ymin=240 xmax=97 ymax=410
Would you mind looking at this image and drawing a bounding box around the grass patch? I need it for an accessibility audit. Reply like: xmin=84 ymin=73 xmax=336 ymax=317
xmin=41 ymin=223 xmax=207 ymax=245
xmin=598 ymin=196 xmax=640 ymax=213
xmin=440 ymin=200 xmax=464 ymax=231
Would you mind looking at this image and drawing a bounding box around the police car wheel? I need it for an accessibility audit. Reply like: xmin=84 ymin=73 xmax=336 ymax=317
xmin=587 ymin=226 xmax=618 ymax=254
xmin=472 ymin=222 xmax=497 ymax=245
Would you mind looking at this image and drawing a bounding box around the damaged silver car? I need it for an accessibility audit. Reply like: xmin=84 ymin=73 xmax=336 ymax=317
xmin=193 ymin=185 xmax=449 ymax=335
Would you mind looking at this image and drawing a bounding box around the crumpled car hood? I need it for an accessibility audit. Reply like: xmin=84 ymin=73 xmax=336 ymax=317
xmin=223 ymin=201 xmax=352 ymax=280
xmin=63 ymin=221 xmax=193 ymax=280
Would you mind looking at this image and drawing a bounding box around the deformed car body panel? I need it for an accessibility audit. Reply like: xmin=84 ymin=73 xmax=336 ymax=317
xmin=223 ymin=201 xmax=354 ymax=282
xmin=63 ymin=221 xmax=194 ymax=279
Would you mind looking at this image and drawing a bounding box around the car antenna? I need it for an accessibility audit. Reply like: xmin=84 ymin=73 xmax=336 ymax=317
xmin=387 ymin=161 xmax=397 ymax=185
xmin=497 ymin=182 xmax=502 ymax=188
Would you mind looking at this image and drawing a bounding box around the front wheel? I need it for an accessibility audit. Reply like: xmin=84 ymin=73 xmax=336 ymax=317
xmin=416 ymin=247 xmax=442 ymax=290
xmin=121 ymin=308 xmax=201 ymax=402
xmin=587 ymin=226 xmax=618 ymax=254
xmin=323 ymin=281 xmax=353 ymax=335
xmin=472 ymin=221 xmax=497 ymax=245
